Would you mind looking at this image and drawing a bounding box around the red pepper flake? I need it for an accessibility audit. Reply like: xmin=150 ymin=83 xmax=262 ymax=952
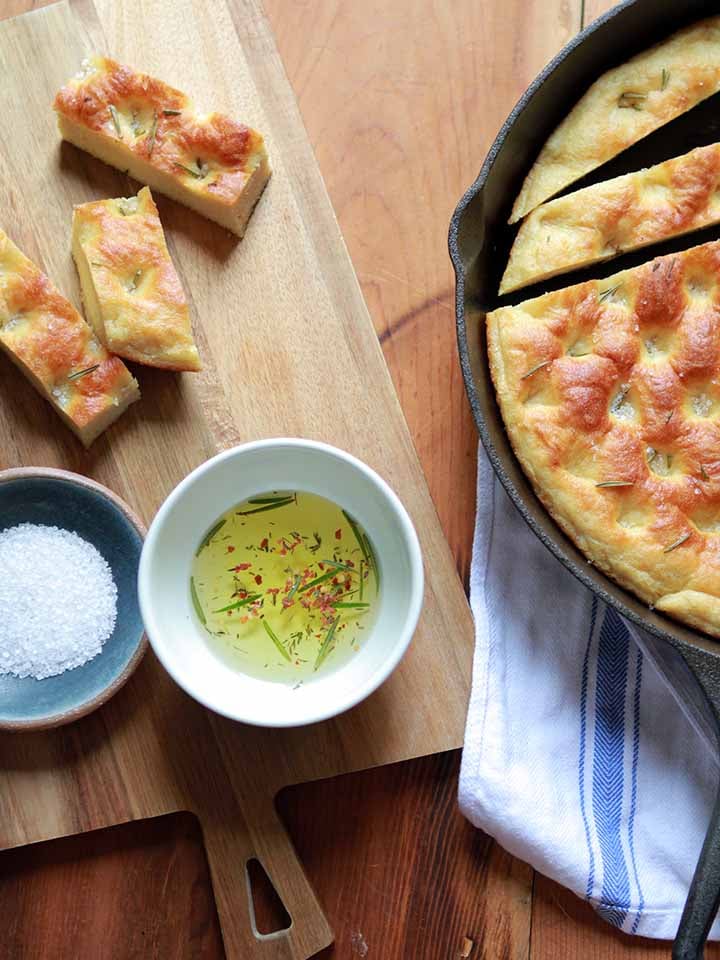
xmin=233 ymin=562 xmax=251 ymax=571
xmin=254 ymin=574 xmax=263 ymax=585
xmin=335 ymin=528 xmax=342 ymax=540
xmin=260 ymin=538 xmax=269 ymax=551
xmin=332 ymin=576 xmax=339 ymax=585
xmin=318 ymin=562 xmax=325 ymax=570
xmin=227 ymin=545 xmax=236 ymax=553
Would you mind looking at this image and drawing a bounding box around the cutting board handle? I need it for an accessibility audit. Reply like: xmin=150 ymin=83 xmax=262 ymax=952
xmin=199 ymin=797 xmax=334 ymax=958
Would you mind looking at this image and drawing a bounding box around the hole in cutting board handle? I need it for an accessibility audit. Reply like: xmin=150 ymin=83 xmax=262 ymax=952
xmin=246 ymin=857 xmax=292 ymax=938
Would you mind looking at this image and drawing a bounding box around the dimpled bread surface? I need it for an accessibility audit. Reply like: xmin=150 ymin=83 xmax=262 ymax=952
xmin=488 ymin=240 xmax=720 ymax=636
xmin=54 ymin=55 xmax=270 ymax=236
xmin=510 ymin=17 xmax=720 ymax=223
xmin=72 ymin=187 xmax=201 ymax=371
xmin=501 ymin=143 xmax=720 ymax=294
xmin=0 ymin=229 xmax=139 ymax=446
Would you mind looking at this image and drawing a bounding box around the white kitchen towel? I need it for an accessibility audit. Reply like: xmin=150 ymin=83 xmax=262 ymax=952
xmin=459 ymin=449 xmax=720 ymax=940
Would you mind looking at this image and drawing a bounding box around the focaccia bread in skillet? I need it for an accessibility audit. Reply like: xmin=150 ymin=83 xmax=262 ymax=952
xmin=487 ymin=240 xmax=720 ymax=636
xmin=72 ymin=187 xmax=201 ymax=371
xmin=54 ymin=55 xmax=270 ymax=237
xmin=510 ymin=17 xmax=720 ymax=224
xmin=501 ymin=143 xmax=720 ymax=294
xmin=0 ymin=229 xmax=139 ymax=447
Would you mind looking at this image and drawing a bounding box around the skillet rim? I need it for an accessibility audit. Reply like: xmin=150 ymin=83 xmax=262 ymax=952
xmin=448 ymin=0 xmax=720 ymax=661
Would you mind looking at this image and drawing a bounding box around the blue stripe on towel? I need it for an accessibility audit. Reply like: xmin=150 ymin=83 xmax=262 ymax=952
xmin=629 ymin=648 xmax=645 ymax=933
xmin=593 ymin=605 xmax=632 ymax=927
xmin=579 ymin=595 xmax=598 ymax=900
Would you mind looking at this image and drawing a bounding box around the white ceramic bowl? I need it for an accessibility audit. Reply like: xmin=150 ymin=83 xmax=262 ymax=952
xmin=139 ymin=439 xmax=423 ymax=727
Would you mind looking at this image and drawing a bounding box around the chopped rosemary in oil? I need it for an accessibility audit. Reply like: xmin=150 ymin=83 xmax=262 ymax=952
xmin=190 ymin=577 xmax=206 ymax=625
xmin=237 ymin=495 xmax=296 ymax=516
xmin=314 ymin=617 xmax=340 ymax=671
xmin=263 ymin=619 xmax=291 ymax=662
xmin=191 ymin=491 xmax=380 ymax=682
xmin=196 ymin=518 xmax=226 ymax=556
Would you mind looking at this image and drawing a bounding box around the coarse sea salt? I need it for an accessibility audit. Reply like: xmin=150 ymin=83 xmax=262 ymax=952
xmin=0 ymin=523 xmax=117 ymax=680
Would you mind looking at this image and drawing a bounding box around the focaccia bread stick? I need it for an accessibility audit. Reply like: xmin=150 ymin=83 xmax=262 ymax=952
xmin=55 ymin=55 xmax=270 ymax=237
xmin=0 ymin=229 xmax=139 ymax=446
xmin=72 ymin=187 xmax=201 ymax=371
xmin=502 ymin=143 xmax=720 ymax=294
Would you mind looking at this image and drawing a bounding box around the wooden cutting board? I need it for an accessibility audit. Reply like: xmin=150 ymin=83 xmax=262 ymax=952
xmin=0 ymin=0 xmax=474 ymax=956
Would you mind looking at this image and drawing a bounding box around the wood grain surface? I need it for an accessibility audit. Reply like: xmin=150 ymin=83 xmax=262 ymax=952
xmin=1 ymin=1 xmax=717 ymax=959
xmin=0 ymin=0 xmax=474 ymax=957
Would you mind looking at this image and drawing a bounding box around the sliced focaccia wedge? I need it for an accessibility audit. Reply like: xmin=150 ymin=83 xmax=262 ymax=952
xmin=0 ymin=230 xmax=139 ymax=446
xmin=501 ymin=143 xmax=720 ymax=294
xmin=72 ymin=187 xmax=201 ymax=371
xmin=510 ymin=17 xmax=720 ymax=223
xmin=488 ymin=240 xmax=720 ymax=637
xmin=54 ymin=55 xmax=270 ymax=237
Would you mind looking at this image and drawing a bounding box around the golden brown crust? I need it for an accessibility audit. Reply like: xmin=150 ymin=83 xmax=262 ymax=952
xmin=488 ymin=240 xmax=720 ymax=637
xmin=501 ymin=143 xmax=720 ymax=294
xmin=72 ymin=187 xmax=201 ymax=371
xmin=0 ymin=230 xmax=139 ymax=446
xmin=54 ymin=55 xmax=270 ymax=235
xmin=510 ymin=17 xmax=720 ymax=223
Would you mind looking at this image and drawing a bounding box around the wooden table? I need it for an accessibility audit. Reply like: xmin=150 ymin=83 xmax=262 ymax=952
xmin=2 ymin=0 xmax=718 ymax=958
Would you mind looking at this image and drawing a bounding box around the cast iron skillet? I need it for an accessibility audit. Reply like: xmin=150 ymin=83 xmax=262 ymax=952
xmin=450 ymin=1 xmax=720 ymax=957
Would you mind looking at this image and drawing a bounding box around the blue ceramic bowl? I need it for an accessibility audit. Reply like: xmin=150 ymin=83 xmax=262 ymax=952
xmin=0 ymin=467 xmax=146 ymax=730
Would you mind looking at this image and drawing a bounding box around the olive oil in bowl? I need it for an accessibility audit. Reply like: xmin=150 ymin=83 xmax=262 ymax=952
xmin=190 ymin=491 xmax=380 ymax=683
